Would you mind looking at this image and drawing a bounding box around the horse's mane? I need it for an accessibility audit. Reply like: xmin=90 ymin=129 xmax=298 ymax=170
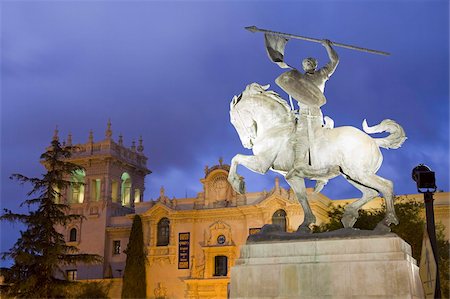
xmin=233 ymin=83 xmax=292 ymax=114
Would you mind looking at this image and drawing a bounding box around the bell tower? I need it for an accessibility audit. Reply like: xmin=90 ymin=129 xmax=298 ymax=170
xmin=52 ymin=121 xmax=151 ymax=279
xmin=59 ymin=120 xmax=151 ymax=209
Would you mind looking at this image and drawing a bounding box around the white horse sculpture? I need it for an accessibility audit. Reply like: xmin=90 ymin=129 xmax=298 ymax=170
xmin=228 ymin=83 xmax=406 ymax=232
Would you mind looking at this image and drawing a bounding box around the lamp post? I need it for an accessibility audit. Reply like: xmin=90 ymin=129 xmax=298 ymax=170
xmin=412 ymin=164 xmax=441 ymax=298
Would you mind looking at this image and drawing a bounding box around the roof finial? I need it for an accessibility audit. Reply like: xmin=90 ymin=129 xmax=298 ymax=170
xmin=219 ymin=157 xmax=223 ymax=166
xmin=88 ymin=130 xmax=94 ymax=143
xmin=137 ymin=136 xmax=144 ymax=152
xmin=53 ymin=126 xmax=59 ymax=141
xmin=118 ymin=134 xmax=123 ymax=146
xmin=275 ymin=176 xmax=280 ymax=190
xmin=67 ymin=132 xmax=72 ymax=146
xmin=105 ymin=119 xmax=112 ymax=140
xmin=131 ymin=140 xmax=136 ymax=151
xmin=160 ymin=186 xmax=165 ymax=198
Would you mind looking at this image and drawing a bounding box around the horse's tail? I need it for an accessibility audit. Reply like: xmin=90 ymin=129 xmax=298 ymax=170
xmin=362 ymin=119 xmax=407 ymax=149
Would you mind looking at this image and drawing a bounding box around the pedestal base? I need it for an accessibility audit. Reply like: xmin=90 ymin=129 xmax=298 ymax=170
xmin=230 ymin=234 xmax=424 ymax=298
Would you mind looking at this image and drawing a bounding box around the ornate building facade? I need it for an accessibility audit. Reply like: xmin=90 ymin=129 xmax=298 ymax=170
xmin=54 ymin=125 xmax=449 ymax=298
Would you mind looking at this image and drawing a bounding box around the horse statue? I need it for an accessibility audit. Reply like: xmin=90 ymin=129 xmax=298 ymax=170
xmin=227 ymin=83 xmax=407 ymax=232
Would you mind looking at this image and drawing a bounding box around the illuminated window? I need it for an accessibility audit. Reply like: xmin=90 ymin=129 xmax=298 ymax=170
xmin=214 ymin=255 xmax=228 ymax=276
xmin=53 ymin=185 xmax=61 ymax=204
xmin=113 ymin=240 xmax=121 ymax=255
xmin=91 ymin=179 xmax=101 ymax=201
xmin=69 ymin=228 xmax=77 ymax=242
xmin=121 ymin=173 xmax=131 ymax=206
xmin=111 ymin=181 xmax=119 ymax=203
xmin=272 ymin=209 xmax=287 ymax=232
xmin=70 ymin=170 xmax=85 ymax=204
xmin=157 ymin=218 xmax=170 ymax=246
xmin=134 ymin=188 xmax=141 ymax=203
xmin=66 ymin=269 xmax=77 ymax=281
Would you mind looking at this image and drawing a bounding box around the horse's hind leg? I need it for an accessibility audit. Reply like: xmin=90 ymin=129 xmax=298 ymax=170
xmin=366 ymin=175 xmax=398 ymax=229
xmin=343 ymin=173 xmax=398 ymax=230
xmin=341 ymin=180 xmax=379 ymax=228
xmin=285 ymin=175 xmax=316 ymax=232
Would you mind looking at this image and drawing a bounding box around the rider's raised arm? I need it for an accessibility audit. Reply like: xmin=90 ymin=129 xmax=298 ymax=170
xmin=320 ymin=39 xmax=339 ymax=78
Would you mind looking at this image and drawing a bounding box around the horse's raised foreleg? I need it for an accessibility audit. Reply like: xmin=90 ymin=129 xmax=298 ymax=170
xmin=228 ymin=153 xmax=274 ymax=194
xmin=285 ymin=176 xmax=316 ymax=233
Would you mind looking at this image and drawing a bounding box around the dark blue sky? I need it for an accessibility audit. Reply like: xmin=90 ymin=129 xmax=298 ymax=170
xmin=1 ymin=1 xmax=448 ymax=265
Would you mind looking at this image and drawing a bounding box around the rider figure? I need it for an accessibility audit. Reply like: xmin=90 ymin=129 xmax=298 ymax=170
xmin=276 ymin=39 xmax=340 ymax=191
xmin=276 ymin=39 xmax=338 ymax=123
xmin=300 ymin=39 xmax=339 ymax=106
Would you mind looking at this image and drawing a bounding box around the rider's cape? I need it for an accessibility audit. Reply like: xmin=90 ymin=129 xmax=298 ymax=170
xmin=275 ymin=69 xmax=327 ymax=107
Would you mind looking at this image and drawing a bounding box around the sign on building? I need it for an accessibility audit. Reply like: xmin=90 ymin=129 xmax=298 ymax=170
xmin=178 ymin=232 xmax=190 ymax=269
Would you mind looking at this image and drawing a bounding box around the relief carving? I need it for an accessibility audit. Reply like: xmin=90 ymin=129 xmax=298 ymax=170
xmin=206 ymin=220 xmax=233 ymax=246
xmin=154 ymin=282 xmax=168 ymax=299
xmin=190 ymin=253 xmax=205 ymax=278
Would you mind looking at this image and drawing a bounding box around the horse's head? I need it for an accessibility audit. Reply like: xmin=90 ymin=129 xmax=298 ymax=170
xmin=230 ymin=83 xmax=294 ymax=149
xmin=230 ymin=93 xmax=256 ymax=149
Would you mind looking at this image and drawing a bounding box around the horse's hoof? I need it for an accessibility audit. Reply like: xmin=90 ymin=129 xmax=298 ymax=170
xmin=341 ymin=214 xmax=357 ymax=228
xmin=374 ymin=222 xmax=391 ymax=233
xmin=229 ymin=178 xmax=243 ymax=194
xmin=296 ymin=225 xmax=312 ymax=234
xmin=383 ymin=214 xmax=399 ymax=226
xmin=238 ymin=180 xmax=246 ymax=194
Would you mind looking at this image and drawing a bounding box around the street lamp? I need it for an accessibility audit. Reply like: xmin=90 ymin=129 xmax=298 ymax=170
xmin=412 ymin=164 xmax=441 ymax=298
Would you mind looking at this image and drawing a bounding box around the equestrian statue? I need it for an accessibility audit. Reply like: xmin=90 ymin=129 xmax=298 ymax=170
xmin=228 ymin=27 xmax=406 ymax=232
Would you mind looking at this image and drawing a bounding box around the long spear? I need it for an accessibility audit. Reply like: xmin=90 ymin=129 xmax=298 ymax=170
xmin=245 ymin=26 xmax=390 ymax=56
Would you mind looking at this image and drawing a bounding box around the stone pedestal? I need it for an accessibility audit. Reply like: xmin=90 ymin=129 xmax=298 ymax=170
xmin=230 ymin=234 xmax=424 ymax=298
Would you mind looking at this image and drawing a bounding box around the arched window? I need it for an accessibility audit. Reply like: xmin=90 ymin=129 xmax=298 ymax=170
xmin=121 ymin=173 xmax=132 ymax=206
xmin=90 ymin=179 xmax=101 ymax=202
xmin=272 ymin=209 xmax=287 ymax=232
xmin=111 ymin=181 xmax=119 ymax=203
xmin=134 ymin=189 xmax=141 ymax=203
xmin=214 ymin=255 xmax=228 ymax=276
xmin=69 ymin=228 xmax=77 ymax=242
xmin=157 ymin=218 xmax=170 ymax=246
xmin=70 ymin=170 xmax=85 ymax=204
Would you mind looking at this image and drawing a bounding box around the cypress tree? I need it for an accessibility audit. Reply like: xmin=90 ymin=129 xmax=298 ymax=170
xmin=1 ymin=138 xmax=102 ymax=298
xmin=122 ymin=215 xmax=147 ymax=298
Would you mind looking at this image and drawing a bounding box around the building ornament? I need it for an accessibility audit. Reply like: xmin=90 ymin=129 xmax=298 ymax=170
xmin=190 ymin=253 xmax=205 ymax=279
xmin=148 ymin=245 xmax=176 ymax=266
xmin=206 ymin=220 xmax=233 ymax=246
xmin=105 ymin=120 xmax=112 ymax=140
xmin=154 ymin=282 xmax=168 ymax=299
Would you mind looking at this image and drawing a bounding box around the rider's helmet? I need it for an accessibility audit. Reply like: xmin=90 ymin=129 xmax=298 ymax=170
xmin=302 ymin=57 xmax=318 ymax=73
